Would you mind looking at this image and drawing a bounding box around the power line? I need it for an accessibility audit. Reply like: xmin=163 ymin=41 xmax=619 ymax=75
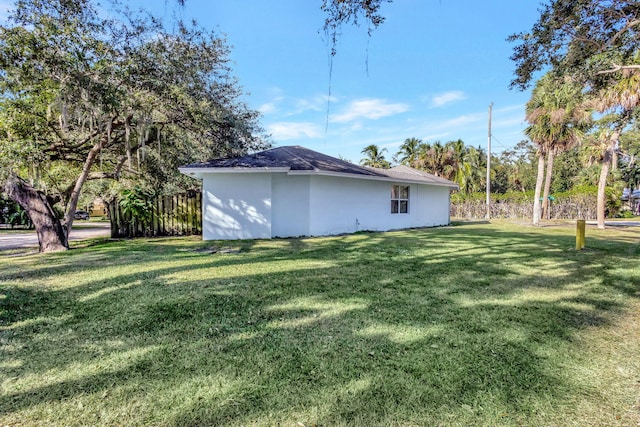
xmin=490 ymin=134 xmax=532 ymax=154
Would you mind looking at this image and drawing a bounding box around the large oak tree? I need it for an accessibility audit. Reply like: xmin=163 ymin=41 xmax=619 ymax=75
xmin=0 ymin=0 xmax=268 ymax=252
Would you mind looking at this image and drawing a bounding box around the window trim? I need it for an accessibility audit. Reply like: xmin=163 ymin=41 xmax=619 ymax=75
xmin=391 ymin=185 xmax=409 ymax=214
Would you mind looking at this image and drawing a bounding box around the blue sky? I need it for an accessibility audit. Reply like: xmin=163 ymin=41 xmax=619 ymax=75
xmin=2 ymin=0 xmax=545 ymax=163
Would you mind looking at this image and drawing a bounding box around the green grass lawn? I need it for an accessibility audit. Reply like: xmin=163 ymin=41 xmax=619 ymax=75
xmin=1 ymin=221 xmax=639 ymax=426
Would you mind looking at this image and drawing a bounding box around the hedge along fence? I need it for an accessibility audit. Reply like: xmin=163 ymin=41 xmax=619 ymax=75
xmin=108 ymin=190 xmax=202 ymax=238
xmin=451 ymin=188 xmax=601 ymax=220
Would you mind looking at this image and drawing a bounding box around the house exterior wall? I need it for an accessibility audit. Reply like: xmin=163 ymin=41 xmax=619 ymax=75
xmin=200 ymin=172 xmax=451 ymax=240
xmin=307 ymin=175 xmax=451 ymax=236
xmin=202 ymin=173 xmax=272 ymax=240
xmin=271 ymin=174 xmax=310 ymax=237
xmin=412 ymin=184 xmax=451 ymax=227
xmin=308 ymin=175 xmax=384 ymax=236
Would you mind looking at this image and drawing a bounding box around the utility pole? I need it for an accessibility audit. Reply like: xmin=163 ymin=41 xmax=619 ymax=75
xmin=486 ymin=103 xmax=493 ymax=219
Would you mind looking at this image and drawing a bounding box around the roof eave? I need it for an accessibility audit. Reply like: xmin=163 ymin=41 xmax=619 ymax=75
xmin=287 ymin=169 xmax=458 ymax=188
xmin=178 ymin=166 xmax=291 ymax=179
xmin=179 ymin=166 xmax=458 ymax=188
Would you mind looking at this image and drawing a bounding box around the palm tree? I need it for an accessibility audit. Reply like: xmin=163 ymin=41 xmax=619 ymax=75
xmin=446 ymin=139 xmax=466 ymax=165
xmin=420 ymin=141 xmax=454 ymax=178
xmin=523 ymin=125 xmax=547 ymax=226
xmin=465 ymin=146 xmax=485 ymax=194
xmin=525 ymin=73 xmax=591 ymax=223
xmin=590 ymin=71 xmax=640 ymax=228
xmin=445 ymin=139 xmax=472 ymax=192
xmin=395 ymin=137 xmax=421 ymax=167
xmin=413 ymin=142 xmax=431 ymax=170
xmin=360 ymin=144 xmax=390 ymax=168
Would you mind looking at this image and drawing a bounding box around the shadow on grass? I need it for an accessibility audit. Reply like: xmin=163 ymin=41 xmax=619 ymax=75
xmin=1 ymin=224 xmax=639 ymax=425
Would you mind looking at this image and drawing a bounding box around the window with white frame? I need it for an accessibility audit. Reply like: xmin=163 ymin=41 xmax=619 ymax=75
xmin=391 ymin=185 xmax=409 ymax=214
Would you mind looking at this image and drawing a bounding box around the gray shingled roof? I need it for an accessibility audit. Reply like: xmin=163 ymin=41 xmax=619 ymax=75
xmin=183 ymin=146 xmax=380 ymax=176
xmin=181 ymin=146 xmax=458 ymax=188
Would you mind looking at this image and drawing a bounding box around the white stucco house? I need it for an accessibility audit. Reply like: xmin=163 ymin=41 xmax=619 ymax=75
xmin=179 ymin=146 xmax=458 ymax=240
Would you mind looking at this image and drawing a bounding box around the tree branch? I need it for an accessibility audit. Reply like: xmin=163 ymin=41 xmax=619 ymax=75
xmin=608 ymin=18 xmax=640 ymax=48
xmin=596 ymin=64 xmax=640 ymax=75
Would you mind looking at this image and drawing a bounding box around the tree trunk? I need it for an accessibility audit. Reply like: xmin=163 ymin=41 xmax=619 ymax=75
xmin=597 ymin=156 xmax=611 ymax=230
xmin=4 ymin=174 xmax=68 ymax=252
xmin=541 ymin=149 xmax=555 ymax=220
xmin=597 ymin=131 xmax=620 ymax=229
xmin=533 ymin=151 xmax=545 ymax=226
xmin=61 ymin=138 xmax=105 ymax=237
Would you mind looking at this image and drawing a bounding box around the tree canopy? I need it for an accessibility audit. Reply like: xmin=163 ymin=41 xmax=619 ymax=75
xmin=360 ymin=144 xmax=391 ymax=168
xmin=321 ymin=0 xmax=391 ymax=55
xmin=509 ymin=0 xmax=640 ymax=92
xmin=0 ymin=0 xmax=268 ymax=251
xmin=510 ymin=0 xmax=640 ymax=227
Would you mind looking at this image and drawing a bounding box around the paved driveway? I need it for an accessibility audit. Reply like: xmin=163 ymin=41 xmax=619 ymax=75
xmin=585 ymin=220 xmax=640 ymax=227
xmin=0 ymin=222 xmax=111 ymax=251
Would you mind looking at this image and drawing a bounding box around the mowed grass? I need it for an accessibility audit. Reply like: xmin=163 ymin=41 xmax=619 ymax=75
xmin=1 ymin=221 xmax=640 ymax=426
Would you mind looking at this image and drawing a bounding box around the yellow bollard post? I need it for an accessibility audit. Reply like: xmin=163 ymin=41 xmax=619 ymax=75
xmin=576 ymin=219 xmax=586 ymax=250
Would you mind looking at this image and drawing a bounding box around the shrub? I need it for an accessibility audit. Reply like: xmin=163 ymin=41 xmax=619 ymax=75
xmin=0 ymin=195 xmax=33 ymax=228
xmin=119 ymin=186 xmax=156 ymax=227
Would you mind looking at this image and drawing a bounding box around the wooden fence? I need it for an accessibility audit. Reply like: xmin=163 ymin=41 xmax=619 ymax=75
xmin=108 ymin=191 xmax=202 ymax=238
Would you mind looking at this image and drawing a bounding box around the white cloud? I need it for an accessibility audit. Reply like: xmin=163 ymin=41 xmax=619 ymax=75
xmin=258 ymin=102 xmax=278 ymax=114
xmin=495 ymin=104 xmax=525 ymax=114
xmin=430 ymin=91 xmax=466 ymax=108
xmin=330 ymin=99 xmax=409 ymax=123
xmin=259 ymin=93 xmax=335 ymax=117
xmin=422 ymin=132 xmax=451 ymax=141
xmin=258 ymin=92 xmax=285 ymax=115
xmin=267 ymin=122 xmax=323 ymax=140
xmin=349 ymin=122 xmax=364 ymax=131
xmin=293 ymin=94 xmax=333 ymax=115
xmin=438 ymin=113 xmax=482 ymax=128
xmin=492 ymin=104 xmax=526 ymax=127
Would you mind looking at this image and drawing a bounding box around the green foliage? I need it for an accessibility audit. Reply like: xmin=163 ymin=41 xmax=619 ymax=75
xmin=500 ymin=140 xmax=538 ymax=192
xmin=390 ymin=138 xmax=547 ymax=196
xmin=321 ymin=0 xmax=391 ymax=55
xmin=605 ymin=186 xmax=623 ymax=218
xmin=510 ymin=1 xmax=639 ymax=228
xmin=619 ymin=124 xmax=640 ymax=189
xmin=616 ymin=209 xmax=635 ymax=219
xmin=7 ymin=209 xmax=32 ymax=228
xmin=0 ymin=195 xmax=33 ymax=228
xmin=389 ymin=139 xmax=489 ymax=194
xmin=360 ymin=144 xmax=390 ymax=168
xmin=451 ymin=191 xmax=484 ymax=204
xmin=525 ymin=74 xmax=591 ymax=152
xmin=509 ymin=1 xmax=640 ymax=91
xmin=0 ymin=0 xmax=268 ymax=235
xmin=551 ymin=149 xmax=583 ymax=193
xmin=119 ymin=186 xmax=155 ymax=227
xmin=394 ymin=137 xmax=421 ymax=166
